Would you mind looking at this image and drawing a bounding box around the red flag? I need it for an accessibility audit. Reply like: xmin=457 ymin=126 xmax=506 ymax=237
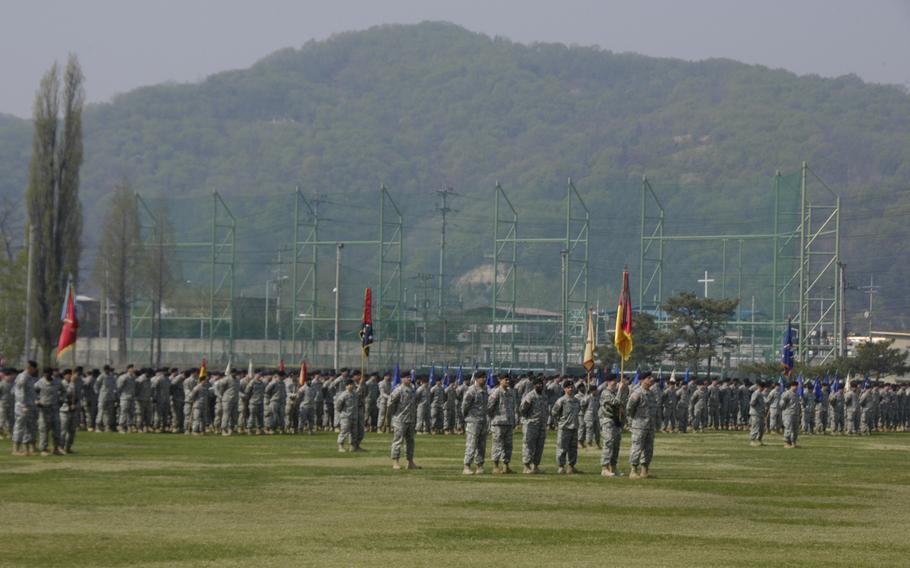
xmin=359 ymin=288 xmax=374 ymax=357
xmin=279 ymin=359 xmax=286 ymax=373
xmin=299 ymin=361 xmax=308 ymax=386
xmin=614 ymin=269 xmax=633 ymax=361
xmin=56 ymin=279 xmax=78 ymax=359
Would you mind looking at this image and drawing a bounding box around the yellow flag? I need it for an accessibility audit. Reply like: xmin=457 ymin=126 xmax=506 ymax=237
xmin=582 ymin=308 xmax=596 ymax=372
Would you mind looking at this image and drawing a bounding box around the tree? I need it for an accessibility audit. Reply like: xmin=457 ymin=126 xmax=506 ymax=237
xmin=853 ymin=339 xmax=908 ymax=378
xmin=663 ymin=292 xmax=739 ymax=378
xmin=597 ymin=312 xmax=668 ymax=371
xmin=0 ymin=197 xmax=26 ymax=362
xmin=25 ymin=55 xmax=84 ymax=365
xmin=95 ymin=182 xmax=139 ymax=365
xmin=137 ymin=201 xmax=178 ymax=366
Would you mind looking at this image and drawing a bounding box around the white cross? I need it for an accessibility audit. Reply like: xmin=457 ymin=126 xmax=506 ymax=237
xmin=697 ymin=270 xmax=715 ymax=298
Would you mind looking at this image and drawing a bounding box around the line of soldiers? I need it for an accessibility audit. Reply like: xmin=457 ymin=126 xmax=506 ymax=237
xmin=5 ymin=362 xmax=907 ymax=472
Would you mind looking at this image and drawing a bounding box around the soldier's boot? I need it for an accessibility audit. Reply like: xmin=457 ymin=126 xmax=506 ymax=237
xmin=40 ymin=449 xmax=50 ymax=457
xmin=629 ymin=466 xmax=641 ymax=479
xmin=492 ymin=461 xmax=502 ymax=474
xmin=352 ymin=445 xmax=365 ymax=453
xmin=641 ymin=465 xmax=650 ymax=479
xmin=475 ymin=464 xmax=484 ymax=475
xmin=566 ymin=464 xmax=576 ymax=475
xmin=338 ymin=444 xmax=347 ymax=453
xmin=601 ymin=465 xmax=615 ymax=477
xmin=750 ymin=440 xmax=760 ymax=447
xmin=522 ymin=464 xmax=532 ymax=474
xmin=557 ymin=466 xmax=566 ymax=474
xmin=392 ymin=459 xmax=402 ymax=470
xmin=407 ymin=460 xmax=421 ymax=470
xmin=503 ymin=463 xmax=514 ymax=474
xmin=53 ymin=446 xmax=64 ymax=456
xmin=12 ymin=443 xmax=23 ymax=456
xmin=532 ymin=464 xmax=541 ymax=474
xmin=579 ymin=441 xmax=586 ymax=449
xmin=462 ymin=465 xmax=473 ymax=475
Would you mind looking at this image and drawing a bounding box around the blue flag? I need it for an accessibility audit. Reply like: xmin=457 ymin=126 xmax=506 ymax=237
xmin=832 ymin=372 xmax=840 ymax=393
xmin=429 ymin=365 xmax=436 ymax=387
xmin=862 ymin=373 xmax=871 ymax=389
xmin=596 ymin=367 xmax=605 ymax=386
xmin=658 ymin=368 xmax=665 ymax=390
xmin=684 ymin=368 xmax=690 ymax=385
xmin=632 ymin=368 xmax=640 ymax=385
xmin=796 ymin=374 xmax=804 ymax=397
xmin=456 ymin=366 xmax=464 ymax=386
xmin=781 ymin=317 xmax=794 ymax=376
xmin=813 ymin=377 xmax=822 ymax=402
xmin=392 ymin=364 xmax=401 ymax=389
xmin=486 ymin=367 xmax=495 ymax=389
xmin=442 ymin=365 xmax=450 ymax=388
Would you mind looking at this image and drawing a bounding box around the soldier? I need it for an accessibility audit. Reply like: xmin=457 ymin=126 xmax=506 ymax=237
xmin=388 ymin=370 xmax=419 ymax=470
xmin=583 ymin=381 xmax=600 ymax=448
xmin=519 ymin=376 xmax=548 ymax=474
xmin=59 ymin=368 xmax=81 ymax=454
xmin=488 ymin=374 xmax=517 ymax=474
xmin=116 ymin=365 xmax=137 ymax=433
xmin=322 ymin=371 xmax=336 ymax=432
xmin=675 ymin=379 xmax=690 ymax=433
xmin=461 ymin=372 xmax=489 ymax=475
xmin=766 ymin=381 xmax=782 ymax=434
xmin=211 ymin=372 xmax=225 ymax=433
xmin=12 ymin=361 xmax=39 ymax=456
xmin=443 ymin=377 xmax=457 ymax=434
xmin=859 ymin=382 xmax=873 ymax=435
xmin=415 ymin=376 xmax=429 ymax=434
xmin=134 ymin=369 xmax=153 ymax=432
xmin=0 ymin=368 xmax=14 ymax=439
xmin=263 ymin=373 xmax=280 ymax=434
xmin=182 ymin=369 xmax=198 ymax=435
xmin=152 ymin=369 xmax=171 ymax=433
xmin=297 ymin=371 xmax=322 ymax=435
xmin=576 ymin=384 xmax=589 ymax=447
xmin=627 ymin=373 xmax=658 ymax=479
xmin=706 ymin=378 xmax=720 ymax=430
xmin=552 ymin=380 xmax=581 ymax=474
xmin=717 ymin=379 xmax=730 ymax=430
xmin=546 ymin=376 xmax=562 ymax=430
xmin=815 ymin=381 xmax=830 ymax=434
xmin=662 ymin=379 xmax=678 ymax=432
xmin=245 ymin=372 xmax=265 ymax=434
xmin=749 ymin=381 xmax=768 ymax=446
xmin=94 ymin=365 xmax=117 ymax=432
xmin=691 ymin=382 xmax=708 ymax=432
xmin=780 ymin=380 xmax=801 ymax=448
xmin=830 ymin=381 xmax=845 ymax=434
xmin=284 ymin=371 xmax=299 ymax=434
xmin=377 ymin=373 xmax=392 ymax=433
xmin=35 ymin=369 xmax=63 ymax=456
xmin=801 ymin=381 xmax=815 ymax=434
xmin=170 ymin=369 xmax=186 ymax=433
xmin=80 ymin=367 xmax=97 ymax=431
xmin=430 ymin=377 xmax=446 ymax=435
xmin=221 ymin=370 xmax=240 ymax=435
xmin=599 ymin=374 xmax=624 ymax=477
xmin=352 ymin=372 xmax=367 ymax=451
xmin=366 ymin=374 xmax=380 ymax=432
xmin=189 ymin=373 xmax=209 ymax=435
xmin=455 ymin=374 xmax=468 ymax=433
xmin=335 ymin=379 xmax=357 ymax=452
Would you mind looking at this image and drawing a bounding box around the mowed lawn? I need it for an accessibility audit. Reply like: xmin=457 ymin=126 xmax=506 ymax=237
xmin=2 ymin=429 xmax=909 ymax=567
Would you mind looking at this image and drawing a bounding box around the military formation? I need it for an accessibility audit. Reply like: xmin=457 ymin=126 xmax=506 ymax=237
xmin=3 ymin=362 xmax=908 ymax=478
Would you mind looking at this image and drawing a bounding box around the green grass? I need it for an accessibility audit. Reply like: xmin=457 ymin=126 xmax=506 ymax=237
xmin=2 ymin=429 xmax=909 ymax=567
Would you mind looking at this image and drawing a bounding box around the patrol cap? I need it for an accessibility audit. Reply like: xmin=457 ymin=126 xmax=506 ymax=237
xmin=532 ymin=376 xmax=544 ymax=386
xmin=562 ymin=380 xmax=574 ymax=389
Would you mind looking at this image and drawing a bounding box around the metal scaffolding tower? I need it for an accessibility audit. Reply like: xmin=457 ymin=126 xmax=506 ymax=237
xmin=130 ymin=191 xmax=236 ymax=364
xmin=290 ymin=185 xmax=404 ymax=366
xmin=639 ymin=162 xmax=841 ymax=366
xmin=491 ymin=178 xmax=590 ymax=372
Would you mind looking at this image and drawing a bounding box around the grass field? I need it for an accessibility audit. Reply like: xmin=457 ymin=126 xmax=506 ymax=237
xmin=2 ymin=429 xmax=909 ymax=567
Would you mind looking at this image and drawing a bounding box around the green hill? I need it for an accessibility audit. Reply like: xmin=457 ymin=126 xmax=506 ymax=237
xmin=1 ymin=22 xmax=908 ymax=330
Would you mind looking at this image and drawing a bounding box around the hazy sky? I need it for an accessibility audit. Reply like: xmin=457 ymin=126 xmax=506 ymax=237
xmin=2 ymin=0 xmax=909 ymax=118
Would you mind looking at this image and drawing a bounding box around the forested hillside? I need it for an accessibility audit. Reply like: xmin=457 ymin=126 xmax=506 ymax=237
xmin=1 ymin=22 xmax=908 ymax=329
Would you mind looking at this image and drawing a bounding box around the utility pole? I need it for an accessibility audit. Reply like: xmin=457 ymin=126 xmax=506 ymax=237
xmin=861 ymin=273 xmax=880 ymax=339
xmin=105 ymin=267 xmax=112 ymax=365
xmin=838 ymin=261 xmax=847 ymax=357
xmin=23 ymin=224 xmax=34 ymax=364
xmin=560 ymin=249 xmax=569 ymax=375
xmin=333 ymin=243 xmax=343 ymax=370
xmin=264 ymin=279 xmax=270 ymax=342
xmin=436 ymin=185 xmax=456 ymax=362
xmin=276 ymin=247 xmax=284 ymax=365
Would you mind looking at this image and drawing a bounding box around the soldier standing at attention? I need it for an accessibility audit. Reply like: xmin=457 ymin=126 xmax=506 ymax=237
xmin=766 ymin=381 xmax=782 ymax=434
xmin=12 ymin=361 xmax=40 ymax=456
xmin=182 ymin=369 xmax=198 ymax=435
xmin=443 ymin=376 xmax=457 ymax=435
xmin=415 ymin=376 xmax=429 ymax=434
xmin=488 ymin=374 xmax=517 ymax=474
xmin=706 ymin=378 xmax=720 ymax=430
xmin=189 ymin=373 xmax=209 ymax=435
xmin=35 ymin=369 xmax=63 ymax=456
xmin=780 ymin=380 xmax=801 ymax=448
xmin=153 ymin=369 xmax=171 ymax=433
xmin=388 ymin=371 xmax=419 ymax=470
xmin=95 ymin=365 xmax=117 ymax=432
xmin=815 ymin=381 xmax=829 ymax=434
xmin=749 ymin=381 xmax=768 ymax=447
xmin=675 ymin=380 xmax=690 ymax=433
xmin=519 ymin=376 xmax=548 ymax=474
xmin=627 ymin=372 xmax=658 ymax=479
xmin=366 ymin=374 xmax=380 ymax=432
xmin=221 ymin=370 xmax=240 ymax=436
xmin=691 ymin=382 xmax=707 ymax=432
xmin=245 ymin=372 xmax=265 ymax=435
xmin=584 ymin=381 xmax=601 ymax=448
xmin=352 ymin=372 xmax=368 ymax=451
xmin=170 ymin=370 xmax=186 ymax=433
xmin=80 ymin=367 xmax=97 ymax=431
xmin=844 ymin=381 xmax=859 ymax=435
xmin=829 ymin=381 xmax=845 ymax=434
xmin=599 ymin=374 xmax=624 ymax=477
xmin=551 ymin=380 xmax=581 ymax=475
xmin=59 ymin=369 xmax=81 ymax=454
xmin=117 ymin=365 xmax=137 ymax=433
xmin=859 ymin=382 xmax=873 ymax=435
xmin=430 ymin=377 xmax=446 ymax=435
xmin=284 ymin=372 xmax=299 ymax=434
xmin=662 ymin=378 xmax=678 ymax=433
xmin=297 ymin=371 xmax=322 ymax=435
xmin=335 ymin=379 xmax=357 ymax=452
xmin=377 ymin=373 xmax=392 ymax=433
xmin=134 ymin=369 xmax=153 ymax=432
xmin=461 ymin=373 xmax=489 ymax=475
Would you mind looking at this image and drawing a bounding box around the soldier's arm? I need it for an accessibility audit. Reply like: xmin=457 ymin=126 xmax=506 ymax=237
xmin=461 ymin=390 xmax=473 ymax=416
xmin=487 ymin=390 xmax=499 ymax=417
